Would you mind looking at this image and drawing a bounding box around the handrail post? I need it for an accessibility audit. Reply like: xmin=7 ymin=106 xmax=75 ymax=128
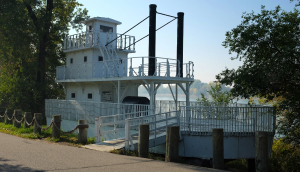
xmin=99 ymin=117 xmax=103 ymax=142
xmin=114 ymin=116 xmax=117 ymax=139
xmin=95 ymin=118 xmax=99 ymax=143
xmin=142 ymin=57 xmax=144 ymax=76
xmin=128 ymin=36 xmax=131 ymax=50
xmin=124 ymin=35 xmax=127 ymax=49
xmin=125 ymin=119 xmax=130 ymax=150
xmin=133 ymin=36 xmax=135 ymax=51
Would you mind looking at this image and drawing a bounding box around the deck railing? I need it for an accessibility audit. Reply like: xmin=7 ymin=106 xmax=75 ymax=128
xmin=179 ymin=105 xmax=275 ymax=136
xmin=63 ymin=31 xmax=135 ymax=51
xmin=45 ymin=99 xmax=150 ymax=124
xmin=56 ymin=57 xmax=194 ymax=80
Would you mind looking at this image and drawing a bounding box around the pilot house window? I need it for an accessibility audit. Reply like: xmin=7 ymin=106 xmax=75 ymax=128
xmin=98 ymin=56 xmax=103 ymax=61
xmin=71 ymin=93 xmax=76 ymax=98
xmin=100 ymin=25 xmax=113 ymax=33
xmin=88 ymin=93 xmax=93 ymax=99
xmin=84 ymin=56 xmax=87 ymax=62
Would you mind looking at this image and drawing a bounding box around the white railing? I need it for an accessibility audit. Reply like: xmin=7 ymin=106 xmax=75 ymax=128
xmin=56 ymin=57 xmax=194 ymax=80
xmin=125 ymin=110 xmax=178 ymax=150
xmin=179 ymin=106 xmax=275 ymax=136
xmin=63 ymin=30 xmax=135 ymax=51
xmin=94 ymin=109 xmax=150 ymax=143
xmin=45 ymin=99 xmax=150 ymax=124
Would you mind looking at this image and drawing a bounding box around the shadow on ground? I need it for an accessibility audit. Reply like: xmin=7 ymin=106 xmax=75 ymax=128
xmin=0 ymin=158 xmax=44 ymax=172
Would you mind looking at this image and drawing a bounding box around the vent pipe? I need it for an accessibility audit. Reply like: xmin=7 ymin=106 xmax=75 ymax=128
xmin=177 ymin=12 xmax=184 ymax=77
xmin=148 ymin=4 xmax=157 ymax=76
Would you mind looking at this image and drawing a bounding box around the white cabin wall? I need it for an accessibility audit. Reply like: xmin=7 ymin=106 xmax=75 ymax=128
xmin=66 ymin=50 xmax=94 ymax=66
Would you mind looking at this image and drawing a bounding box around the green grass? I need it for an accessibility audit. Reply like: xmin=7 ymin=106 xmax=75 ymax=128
xmin=0 ymin=121 xmax=95 ymax=146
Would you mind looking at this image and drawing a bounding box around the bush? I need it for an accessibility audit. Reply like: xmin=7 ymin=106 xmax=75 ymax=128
xmin=269 ymin=139 xmax=300 ymax=172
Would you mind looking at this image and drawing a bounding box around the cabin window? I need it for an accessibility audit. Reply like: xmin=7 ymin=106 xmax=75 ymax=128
xmin=84 ymin=56 xmax=87 ymax=62
xmin=98 ymin=56 xmax=103 ymax=61
xmin=89 ymin=25 xmax=92 ymax=32
xmin=88 ymin=93 xmax=93 ymax=99
xmin=100 ymin=25 xmax=113 ymax=33
xmin=70 ymin=58 xmax=73 ymax=64
xmin=119 ymin=59 xmax=122 ymax=64
xmin=71 ymin=93 xmax=76 ymax=98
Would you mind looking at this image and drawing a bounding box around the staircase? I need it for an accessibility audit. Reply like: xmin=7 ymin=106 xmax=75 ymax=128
xmin=98 ymin=43 xmax=120 ymax=77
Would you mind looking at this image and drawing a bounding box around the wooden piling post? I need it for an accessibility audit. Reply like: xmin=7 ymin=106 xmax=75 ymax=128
xmin=52 ymin=115 xmax=61 ymax=138
xmin=255 ymin=131 xmax=268 ymax=172
xmin=248 ymin=159 xmax=255 ymax=172
xmin=213 ymin=128 xmax=224 ymax=170
xmin=24 ymin=112 xmax=32 ymax=128
xmin=138 ymin=124 xmax=149 ymax=158
xmin=5 ymin=109 xmax=13 ymax=125
xmin=13 ymin=109 xmax=22 ymax=128
xmin=0 ymin=107 xmax=5 ymax=122
xmin=78 ymin=120 xmax=88 ymax=144
xmin=34 ymin=113 xmax=42 ymax=134
xmin=165 ymin=126 xmax=180 ymax=162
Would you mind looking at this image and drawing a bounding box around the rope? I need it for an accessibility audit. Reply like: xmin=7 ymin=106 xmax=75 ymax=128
xmin=0 ymin=110 xmax=89 ymax=135
xmin=156 ymin=12 xmax=177 ymax=18
xmin=105 ymin=16 xmax=149 ymax=46
xmin=34 ymin=118 xmax=53 ymax=131
xmin=124 ymin=18 xmax=177 ymax=49
xmin=5 ymin=112 xmax=14 ymax=121
xmin=0 ymin=111 xmax=6 ymax=118
xmin=52 ymin=120 xmax=79 ymax=134
xmin=25 ymin=117 xmax=35 ymax=126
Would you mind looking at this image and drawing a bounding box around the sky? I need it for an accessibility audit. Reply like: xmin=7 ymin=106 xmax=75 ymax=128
xmin=73 ymin=0 xmax=298 ymax=83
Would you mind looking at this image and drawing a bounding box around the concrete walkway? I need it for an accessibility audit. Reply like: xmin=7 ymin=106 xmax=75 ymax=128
xmin=0 ymin=133 xmax=225 ymax=172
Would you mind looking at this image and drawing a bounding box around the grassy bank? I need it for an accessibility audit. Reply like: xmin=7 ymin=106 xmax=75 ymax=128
xmin=0 ymin=122 xmax=95 ymax=146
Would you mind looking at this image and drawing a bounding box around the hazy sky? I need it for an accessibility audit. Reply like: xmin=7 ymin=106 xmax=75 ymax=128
xmin=73 ymin=0 xmax=298 ymax=83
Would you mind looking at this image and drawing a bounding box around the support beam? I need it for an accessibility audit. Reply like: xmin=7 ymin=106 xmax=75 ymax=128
xmin=178 ymin=83 xmax=187 ymax=95
xmin=150 ymin=81 xmax=155 ymax=115
xmin=120 ymin=82 xmax=131 ymax=101
xmin=148 ymin=4 xmax=157 ymax=76
xmin=168 ymin=84 xmax=176 ymax=102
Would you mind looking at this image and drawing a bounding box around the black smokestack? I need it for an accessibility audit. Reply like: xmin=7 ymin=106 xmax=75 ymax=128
xmin=148 ymin=4 xmax=157 ymax=76
xmin=177 ymin=12 xmax=184 ymax=77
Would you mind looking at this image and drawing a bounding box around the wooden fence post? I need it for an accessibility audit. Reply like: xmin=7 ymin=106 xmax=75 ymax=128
xmin=52 ymin=115 xmax=61 ymax=138
xmin=213 ymin=128 xmax=224 ymax=170
xmin=255 ymin=131 xmax=268 ymax=172
xmin=165 ymin=126 xmax=180 ymax=162
xmin=5 ymin=109 xmax=13 ymax=125
xmin=78 ymin=119 xmax=88 ymax=144
xmin=24 ymin=112 xmax=32 ymax=128
xmin=13 ymin=109 xmax=22 ymax=128
xmin=0 ymin=107 xmax=5 ymax=122
xmin=138 ymin=124 xmax=149 ymax=158
xmin=34 ymin=113 xmax=42 ymax=134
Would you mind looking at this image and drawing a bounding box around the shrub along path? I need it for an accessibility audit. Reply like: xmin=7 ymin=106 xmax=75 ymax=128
xmin=0 ymin=133 xmax=222 ymax=172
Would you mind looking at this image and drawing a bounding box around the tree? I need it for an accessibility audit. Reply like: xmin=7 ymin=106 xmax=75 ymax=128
xmin=0 ymin=0 xmax=89 ymax=123
xmin=217 ymin=6 xmax=300 ymax=144
xmin=197 ymin=83 xmax=234 ymax=104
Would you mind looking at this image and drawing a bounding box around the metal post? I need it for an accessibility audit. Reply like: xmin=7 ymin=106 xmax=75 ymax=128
xmin=148 ymin=4 xmax=157 ymax=76
xmin=177 ymin=12 xmax=184 ymax=77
